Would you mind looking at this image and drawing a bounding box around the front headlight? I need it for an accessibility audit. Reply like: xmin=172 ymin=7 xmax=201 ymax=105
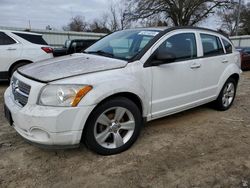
xmin=38 ymin=85 xmax=92 ymax=107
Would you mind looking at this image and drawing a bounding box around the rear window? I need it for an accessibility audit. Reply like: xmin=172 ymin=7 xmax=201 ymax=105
xmin=201 ymin=34 xmax=224 ymax=57
xmin=222 ymin=39 xmax=233 ymax=54
xmin=0 ymin=32 xmax=16 ymax=45
xmin=13 ymin=32 xmax=48 ymax=45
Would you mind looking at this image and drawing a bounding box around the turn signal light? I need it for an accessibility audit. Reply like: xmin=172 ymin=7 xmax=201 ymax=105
xmin=71 ymin=86 xmax=93 ymax=107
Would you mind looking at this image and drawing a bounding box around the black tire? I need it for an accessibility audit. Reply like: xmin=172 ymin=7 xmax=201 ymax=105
xmin=84 ymin=97 xmax=142 ymax=155
xmin=10 ymin=62 xmax=29 ymax=78
xmin=214 ymin=78 xmax=237 ymax=111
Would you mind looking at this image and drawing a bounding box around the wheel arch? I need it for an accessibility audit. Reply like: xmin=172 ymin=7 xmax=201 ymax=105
xmin=216 ymin=64 xmax=241 ymax=97
xmin=229 ymin=73 xmax=240 ymax=85
xmin=80 ymin=92 xmax=144 ymax=144
xmin=8 ymin=59 xmax=33 ymax=76
xmin=93 ymin=92 xmax=143 ymax=115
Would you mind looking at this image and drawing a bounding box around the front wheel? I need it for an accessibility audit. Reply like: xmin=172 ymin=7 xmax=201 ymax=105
xmin=84 ymin=97 xmax=142 ymax=155
xmin=214 ymin=78 xmax=237 ymax=111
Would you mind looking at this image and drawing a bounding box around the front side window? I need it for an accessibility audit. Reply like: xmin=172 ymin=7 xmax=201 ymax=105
xmin=222 ymin=39 xmax=233 ymax=54
xmin=201 ymin=34 xmax=224 ymax=57
xmin=85 ymin=30 xmax=159 ymax=60
xmin=155 ymin=33 xmax=197 ymax=62
xmin=0 ymin=32 xmax=16 ymax=45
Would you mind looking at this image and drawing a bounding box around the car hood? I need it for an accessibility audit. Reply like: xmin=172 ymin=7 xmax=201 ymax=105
xmin=18 ymin=53 xmax=128 ymax=82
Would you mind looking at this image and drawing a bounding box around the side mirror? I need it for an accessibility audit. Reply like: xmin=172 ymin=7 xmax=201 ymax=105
xmin=151 ymin=49 xmax=176 ymax=66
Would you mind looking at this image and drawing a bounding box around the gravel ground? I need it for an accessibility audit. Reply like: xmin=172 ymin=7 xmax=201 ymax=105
xmin=0 ymin=72 xmax=250 ymax=188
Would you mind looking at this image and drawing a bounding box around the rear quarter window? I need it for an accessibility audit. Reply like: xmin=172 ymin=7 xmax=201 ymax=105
xmin=13 ymin=32 xmax=48 ymax=45
xmin=222 ymin=39 xmax=233 ymax=54
xmin=0 ymin=32 xmax=16 ymax=45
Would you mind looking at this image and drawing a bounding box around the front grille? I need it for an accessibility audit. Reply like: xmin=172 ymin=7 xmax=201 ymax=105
xmin=11 ymin=77 xmax=31 ymax=107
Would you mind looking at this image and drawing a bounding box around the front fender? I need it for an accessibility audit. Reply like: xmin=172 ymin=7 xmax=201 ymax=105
xmin=78 ymin=76 xmax=149 ymax=117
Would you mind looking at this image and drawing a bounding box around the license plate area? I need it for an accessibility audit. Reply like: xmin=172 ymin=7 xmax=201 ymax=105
xmin=4 ymin=104 xmax=13 ymax=126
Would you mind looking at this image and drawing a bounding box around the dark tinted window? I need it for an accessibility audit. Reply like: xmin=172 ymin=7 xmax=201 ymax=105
xmin=0 ymin=32 xmax=16 ymax=45
xmin=156 ymin=33 xmax=197 ymax=62
xmin=13 ymin=32 xmax=48 ymax=45
xmin=244 ymin=48 xmax=250 ymax=54
xmin=201 ymin=34 xmax=224 ymax=57
xmin=222 ymin=39 xmax=233 ymax=54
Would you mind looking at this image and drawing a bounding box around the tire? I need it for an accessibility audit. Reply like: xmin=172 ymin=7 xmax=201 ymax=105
xmin=84 ymin=97 xmax=143 ymax=155
xmin=214 ymin=78 xmax=237 ymax=111
xmin=10 ymin=62 xmax=29 ymax=78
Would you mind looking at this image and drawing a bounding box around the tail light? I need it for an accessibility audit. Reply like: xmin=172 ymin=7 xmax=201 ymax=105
xmin=41 ymin=47 xmax=53 ymax=53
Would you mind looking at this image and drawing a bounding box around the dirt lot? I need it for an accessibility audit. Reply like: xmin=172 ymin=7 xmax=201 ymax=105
xmin=0 ymin=72 xmax=250 ymax=188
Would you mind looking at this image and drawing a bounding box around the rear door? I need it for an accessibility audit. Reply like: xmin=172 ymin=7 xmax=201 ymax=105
xmin=0 ymin=32 xmax=22 ymax=72
xmin=194 ymin=33 xmax=228 ymax=99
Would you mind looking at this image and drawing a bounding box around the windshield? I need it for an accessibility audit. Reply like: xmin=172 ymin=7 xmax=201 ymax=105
xmin=85 ymin=29 xmax=160 ymax=60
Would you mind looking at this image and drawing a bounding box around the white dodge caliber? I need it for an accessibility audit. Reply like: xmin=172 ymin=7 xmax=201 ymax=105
xmin=4 ymin=27 xmax=241 ymax=155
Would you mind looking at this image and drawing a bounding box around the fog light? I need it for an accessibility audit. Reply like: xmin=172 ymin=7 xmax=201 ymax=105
xmin=30 ymin=128 xmax=50 ymax=141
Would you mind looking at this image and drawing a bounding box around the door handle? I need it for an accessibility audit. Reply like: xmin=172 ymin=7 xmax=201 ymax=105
xmin=7 ymin=48 xmax=17 ymax=51
xmin=190 ymin=63 xmax=201 ymax=69
xmin=222 ymin=59 xmax=228 ymax=64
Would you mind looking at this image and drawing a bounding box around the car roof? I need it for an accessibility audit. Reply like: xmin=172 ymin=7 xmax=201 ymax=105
xmin=123 ymin=26 xmax=229 ymax=38
xmin=0 ymin=29 xmax=42 ymax=36
xmin=129 ymin=26 xmax=230 ymax=62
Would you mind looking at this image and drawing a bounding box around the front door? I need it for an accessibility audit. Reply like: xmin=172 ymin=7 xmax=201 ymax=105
xmin=148 ymin=32 xmax=201 ymax=119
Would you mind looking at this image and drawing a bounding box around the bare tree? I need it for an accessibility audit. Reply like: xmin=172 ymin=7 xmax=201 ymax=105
xmin=118 ymin=1 xmax=131 ymax=30
xmin=108 ymin=3 xmax=120 ymax=31
xmin=218 ymin=6 xmax=238 ymax=35
xmin=104 ymin=1 xmax=132 ymax=31
xmin=219 ymin=3 xmax=250 ymax=35
xmin=125 ymin=0 xmax=232 ymax=26
xmin=63 ymin=16 xmax=88 ymax=32
xmin=240 ymin=4 xmax=250 ymax=34
xmin=89 ymin=17 xmax=111 ymax=33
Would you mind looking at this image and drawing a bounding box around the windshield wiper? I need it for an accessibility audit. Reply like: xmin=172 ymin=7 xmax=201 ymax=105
xmin=86 ymin=50 xmax=114 ymax=58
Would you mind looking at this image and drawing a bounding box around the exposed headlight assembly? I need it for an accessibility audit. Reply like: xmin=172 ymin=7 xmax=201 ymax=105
xmin=38 ymin=85 xmax=92 ymax=107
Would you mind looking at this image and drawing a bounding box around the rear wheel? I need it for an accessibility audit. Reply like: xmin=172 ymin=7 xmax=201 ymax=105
xmin=84 ymin=97 xmax=142 ymax=155
xmin=214 ymin=78 xmax=237 ymax=111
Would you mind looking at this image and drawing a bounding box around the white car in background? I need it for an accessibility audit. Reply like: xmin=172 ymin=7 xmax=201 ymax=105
xmin=4 ymin=27 xmax=241 ymax=155
xmin=0 ymin=30 xmax=53 ymax=80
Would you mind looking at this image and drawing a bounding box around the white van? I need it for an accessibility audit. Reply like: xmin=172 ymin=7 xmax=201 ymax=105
xmin=4 ymin=27 xmax=241 ymax=155
xmin=0 ymin=30 xmax=53 ymax=80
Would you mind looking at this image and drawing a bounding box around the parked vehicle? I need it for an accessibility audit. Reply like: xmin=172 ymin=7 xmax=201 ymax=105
xmin=53 ymin=39 xmax=98 ymax=57
xmin=4 ymin=27 xmax=241 ymax=155
xmin=0 ymin=30 xmax=53 ymax=81
xmin=236 ymin=47 xmax=250 ymax=70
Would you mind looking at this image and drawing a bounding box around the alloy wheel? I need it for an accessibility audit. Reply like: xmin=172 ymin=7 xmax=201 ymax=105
xmin=94 ymin=107 xmax=135 ymax=149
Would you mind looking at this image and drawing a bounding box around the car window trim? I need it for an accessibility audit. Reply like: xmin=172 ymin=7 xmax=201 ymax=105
xmin=144 ymin=32 xmax=198 ymax=67
xmin=130 ymin=26 xmax=230 ymax=63
xmin=200 ymin=33 xmax=225 ymax=57
xmin=221 ymin=38 xmax=233 ymax=54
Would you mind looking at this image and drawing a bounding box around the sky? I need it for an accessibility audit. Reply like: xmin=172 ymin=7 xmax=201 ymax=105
xmin=0 ymin=0 xmax=221 ymax=31
xmin=0 ymin=0 xmax=117 ymax=30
